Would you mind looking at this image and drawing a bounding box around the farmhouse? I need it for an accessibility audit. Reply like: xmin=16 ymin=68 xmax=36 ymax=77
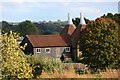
xmin=20 ymin=13 xmax=86 ymax=61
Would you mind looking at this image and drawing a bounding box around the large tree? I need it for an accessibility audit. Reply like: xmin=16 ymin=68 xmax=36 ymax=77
xmin=1 ymin=31 xmax=33 ymax=79
xmin=79 ymin=18 xmax=120 ymax=71
xmin=2 ymin=21 xmax=17 ymax=33
xmin=17 ymin=20 xmax=39 ymax=36
xmin=101 ymin=13 xmax=120 ymax=25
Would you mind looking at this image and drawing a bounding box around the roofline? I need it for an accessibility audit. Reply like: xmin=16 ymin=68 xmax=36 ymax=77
xmin=26 ymin=34 xmax=60 ymax=37
xmin=33 ymin=46 xmax=72 ymax=48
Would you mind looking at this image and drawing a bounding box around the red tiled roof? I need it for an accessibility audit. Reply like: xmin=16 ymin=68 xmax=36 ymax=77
xmin=61 ymin=24 xmax=76 ymax=36
xmin=72 ymin=24 xmax=86 ymax=37
xmin=71 ymin=24 xmax=87 ymax=48
xmin=26 ymin=34 xmax=71 ymax=47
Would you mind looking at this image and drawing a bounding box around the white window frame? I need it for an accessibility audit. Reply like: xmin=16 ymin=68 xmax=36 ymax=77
xmin=36 ymin=48 xmax=41 ymax=53
xmin=45 ymin=48 xmax=51 ymax=53
xmin=65 ymin=47 xmax=70 ymax=52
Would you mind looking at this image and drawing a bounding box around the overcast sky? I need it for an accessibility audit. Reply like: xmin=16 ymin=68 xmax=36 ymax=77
xmin=1 ymin=0 xmax=120 ymax=22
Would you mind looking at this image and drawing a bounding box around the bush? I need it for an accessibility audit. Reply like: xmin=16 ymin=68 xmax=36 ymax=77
xmin=26 ymin=55 xmax=64 ymax=77
xmin=64 ymin=58 xmax=73 ymax=63
xmin=1 ymin=31 xmax=33 ymax=79
xmin=75 ymin=69 xmax=88 ymax=75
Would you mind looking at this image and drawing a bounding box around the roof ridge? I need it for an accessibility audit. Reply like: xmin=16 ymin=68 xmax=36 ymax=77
xmin=26 ymin=34 xmax=60 ymax=36
xmin=25 ymin=33 xmax=71 ymax=47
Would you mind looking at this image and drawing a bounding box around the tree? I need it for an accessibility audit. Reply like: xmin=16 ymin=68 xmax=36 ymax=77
xmin=72 ymin=18 xmax=80 ymax=27
xmin=73 ymin=17 xmax=89 ymax=27
xmin=17 ymin=20 xmax=39 ymax=36
xmin=2 ymin=21 xmax=10 ymax=33
xmin=79 ymin=18 xmax=120 ymax=71
xmin=101 ymin=13 xmax=120 ymax=25
xmin=1 ymin=31 xmax=33 ymax=79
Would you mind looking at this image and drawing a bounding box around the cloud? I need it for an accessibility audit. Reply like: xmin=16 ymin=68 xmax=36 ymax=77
xmin=1 ymin=1 xmax=118 ymax=21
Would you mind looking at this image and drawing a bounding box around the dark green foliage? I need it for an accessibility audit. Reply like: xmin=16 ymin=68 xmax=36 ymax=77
xmin=72 ymin=18 xmax=80 ymax=27
xmin=17 ymin=20 xmax=39 ymax=36
xmin=35 ymin=21 xmax=66 ymax=35
xmin=80 ymin=18 xmax=120 ymax=71
xmin=72 ymin=17 xmax=89 ymax=26
xmin=32 ymin=64 xmax=42 ymax=77
xmin=2 ymin=21 xmax=16 ymax=33
xmin=1 ymin=20 xmax=67 ymax=36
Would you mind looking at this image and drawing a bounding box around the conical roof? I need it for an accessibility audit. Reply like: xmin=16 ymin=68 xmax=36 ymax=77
xmin=79 ymin=13 xmax=86 ymax=25
xmin=61 ymin=13 xmax=76 ymax=36
xmin=68 ymin=13 xmax=73 ymax=25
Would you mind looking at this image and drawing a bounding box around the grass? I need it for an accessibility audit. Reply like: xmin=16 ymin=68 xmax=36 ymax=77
xmin=39 ymin=69 xmax=119 ymax=78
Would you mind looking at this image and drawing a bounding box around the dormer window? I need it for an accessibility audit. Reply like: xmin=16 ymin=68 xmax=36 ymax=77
xmin=65 ymin=47 xmax=70 ymax=52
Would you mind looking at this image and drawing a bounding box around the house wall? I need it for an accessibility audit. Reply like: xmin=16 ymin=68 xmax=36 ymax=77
xmin=33 ymin=47 xmax=71 ymax=58
xmin=20 ymin=37 xmax=33 ymax=54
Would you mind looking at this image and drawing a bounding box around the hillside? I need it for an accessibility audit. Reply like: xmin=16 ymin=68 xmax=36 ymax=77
xmin=1 ymin=20 xmax=67 ymax=36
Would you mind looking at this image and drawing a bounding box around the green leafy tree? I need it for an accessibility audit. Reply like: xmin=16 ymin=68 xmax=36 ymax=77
xmin=73 ymin=17 xmax=89 ymax=26
xmin=1 ymin=31 xmax=33 ymax=79
xmin=80 ymin=18 xmax=120 ymax=71
xmin=17 ymin=20 xmax=39 ymax=36
xmin=2 ymin=21 xmax=10 ymax=33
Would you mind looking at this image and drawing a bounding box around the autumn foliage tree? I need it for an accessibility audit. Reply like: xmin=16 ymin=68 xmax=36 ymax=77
xmin=80 ymin=18 xmax=120 ymax=71
xmin=1 ymin=31 xmax=33 ymax=79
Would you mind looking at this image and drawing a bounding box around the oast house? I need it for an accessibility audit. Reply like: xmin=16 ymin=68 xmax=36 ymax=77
xmin=20 ymin=13 xmax=87 ymax=61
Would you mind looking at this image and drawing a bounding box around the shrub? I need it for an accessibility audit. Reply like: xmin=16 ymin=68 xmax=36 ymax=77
xmin=64 ymin=58 xmax=73 ymax=63
xmin=1 ymin=31 xmax=33 ymax=79
xmin=75 ymin=69 xmax=88 ymax=75
xmin=26 ymin=55 xmax=64 ymax=77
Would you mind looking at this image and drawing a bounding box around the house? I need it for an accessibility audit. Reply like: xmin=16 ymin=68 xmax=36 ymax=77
xmin=20 ymin=13 xmax=86 ymax=61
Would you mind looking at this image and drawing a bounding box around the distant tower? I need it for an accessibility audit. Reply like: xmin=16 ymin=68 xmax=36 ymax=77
xmin=60 ymin=13 xmax=76 ymax=36
xmin=118 ymin=1 xmax=120 ymax=14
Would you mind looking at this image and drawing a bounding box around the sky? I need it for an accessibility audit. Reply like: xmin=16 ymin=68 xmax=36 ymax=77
xmin=1 ymin=0 xmax=120 ymax=22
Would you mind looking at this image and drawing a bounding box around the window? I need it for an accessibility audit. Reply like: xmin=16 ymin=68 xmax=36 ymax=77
xmin=65 ymin=47 xmax=70 ymax=52
xmin=45 ymin=48 xmax=51 ymax=53
xmin=36 ymin=48 xmax=41 ymax=53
